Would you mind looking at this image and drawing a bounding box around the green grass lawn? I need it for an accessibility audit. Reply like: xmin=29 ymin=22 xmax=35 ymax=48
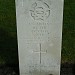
xmin=62 ymin=0 xmax=75 ymax=63
xmin=0 ymin=0 xmax=75 ymax=64
xmin=0 ymin=0 xmax=18 ymax=64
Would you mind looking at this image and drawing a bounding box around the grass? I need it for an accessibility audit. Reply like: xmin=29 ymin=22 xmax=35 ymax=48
xmin=0 ymin=0 xmax=75 ymax=64
xmin=0 ymin=0 xmax=18 ymax=64
xmin=62 ymin=0 xmax=75 ymax=63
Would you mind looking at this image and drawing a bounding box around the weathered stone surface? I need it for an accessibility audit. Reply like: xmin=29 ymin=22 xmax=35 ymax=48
xmin=15 ymin=0 xmax=64 ymax=75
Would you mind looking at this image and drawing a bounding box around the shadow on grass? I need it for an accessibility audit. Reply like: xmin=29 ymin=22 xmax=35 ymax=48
xmin=0 ymin=27 xmax=19 ymax=65
xmin=61 ymin=63 xmax=75 ymax=75
xmin=72 ymin=64 xmax=75 ymax=75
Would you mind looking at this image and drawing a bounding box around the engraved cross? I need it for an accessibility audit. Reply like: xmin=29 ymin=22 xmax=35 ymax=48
xmin=34 ymin=43 xmax=47 ymax=64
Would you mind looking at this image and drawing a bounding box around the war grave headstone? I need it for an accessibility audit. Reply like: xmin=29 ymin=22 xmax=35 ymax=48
xmin=15 ymin=0 xmax=64 ymax=75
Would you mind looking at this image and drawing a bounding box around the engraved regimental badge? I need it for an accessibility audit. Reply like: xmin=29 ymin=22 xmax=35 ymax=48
xmin=30 ymin=0 xmax=50 ymax=20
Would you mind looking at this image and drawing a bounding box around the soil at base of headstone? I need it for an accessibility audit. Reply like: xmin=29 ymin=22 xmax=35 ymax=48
xmin=0 ymin=63 xmax=75 ymax=75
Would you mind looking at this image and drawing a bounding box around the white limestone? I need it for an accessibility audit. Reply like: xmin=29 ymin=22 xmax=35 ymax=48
xmin=15 ymin=0 xmax=64 ymax=75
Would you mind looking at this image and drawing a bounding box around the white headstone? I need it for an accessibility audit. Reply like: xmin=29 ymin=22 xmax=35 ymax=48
xmin=15 ymin=0 xmax=64 ymax=75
